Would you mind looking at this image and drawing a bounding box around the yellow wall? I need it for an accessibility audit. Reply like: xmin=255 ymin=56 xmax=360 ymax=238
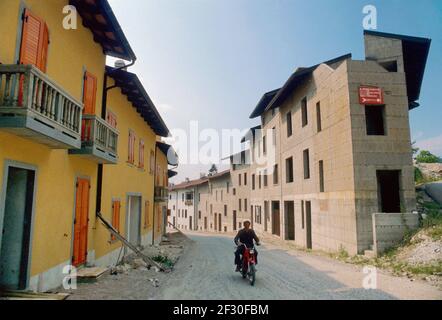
xmin=0 ymin=0 xmax=106 ymax=276
xmin=96 ymin=78 xmax=157 ymax=258
xmin=0 ymin=0 xmax=105 ymax=116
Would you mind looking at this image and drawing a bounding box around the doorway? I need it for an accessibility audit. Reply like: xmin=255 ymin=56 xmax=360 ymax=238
xmin=204 ymin=217 xmax=208 ymax=230
xmin=127 ymin=195 xmax=142 ymax=247
xmin=271 ymin=201 xmax=280 ymax=236
xmin=73 ymin=178 xmax=90 ymax=267
xmin=189 ymin=216 xmax=193 ymax=231
xmin=218 ymin=214 xmax=222 ymax=232
xmin=264 ymin=201 xmax=269 ymax=232
xmin=0 ymin=165 xmax=36 ymax=290
xmin=214 ymin=213 xmax=217 ymax=231
xmin=233 ymin=210 xmax=237 ymax=231
xmin=305 ymin=201 xmax=312 ymax=249
xmin=284 ymin=201 xmax=295 ymax=240
xmin=377 ymin=170 xmax=401 ymax=213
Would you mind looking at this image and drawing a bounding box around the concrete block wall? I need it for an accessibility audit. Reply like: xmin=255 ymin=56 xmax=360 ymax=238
xmin=372 ymin=213 xmax=419 ymax=255
xmin=348 ymin=59 xmax=417 ymax=253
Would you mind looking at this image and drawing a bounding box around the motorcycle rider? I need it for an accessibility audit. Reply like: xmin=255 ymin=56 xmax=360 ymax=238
xmin=234 ymin=220 xmax=260 ymax=272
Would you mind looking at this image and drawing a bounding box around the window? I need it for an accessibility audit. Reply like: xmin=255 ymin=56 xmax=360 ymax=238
xmin=303 ymin=149 xmax=310 ymax=179
xmin=365 ymin=105 xmax=386 ymax=135
xmin=238 ymin=174 xmax=242 ymax=186
xmin=263 ymin=136 xmax=267 ymax=154
xmin=149 ymin=150 xmax=155 ymax=174
xmin=319 ymin=160 xmax=324 ymax=192
xmin=138 ymin=139 xmax=145 ymax=169
xmin=182 ymin=193 xmax=184 ymax=201
xmin=233 ymin=188 xmax=236 ymax=196
xmin=258 ymin=174 xmax=262 ymax=189
xmin=144 ymin=200 xmax=150 ymax=229
xmin=286 ymin=157 xmax=294 ymax=183
xmin=244 ymin=173 xmax=247 ymax=186
xmin=106 ymin=110 xmax=118 ymax=128
xmin=111 ymin=200 xmax=121 ymax=241
xmin=199 ymin=211 xmax=201 ymax=219
xmin=20 ymin=9 xmax=49 ymax=72
xmin=273 ymin=164 xmax=279 ymax=185
xmin=263 ymin=170 xmax=268 ymax=187
xmin=380 ymin=60 xmax=398 ymax=72
xmin=244 ymin=199 xmax=248 ymax=212
xmin=316 ymin=102 xmax=322 ymax=132
xmin=226 ymin=182 xmax=230 ymax=193
xmin=216 ymin=190 xmax=218 ymax=201
xmin=287 ymin=112 xmax=293 ymax=137
xmin=301 ymin=97 xmax=308 ymax=127
xmin=239 ymin=199 xmax=242 ymax=211
xmin=83 ymin=71 xmax=97 ymax=115
xmin=252 ymin=174 xmax=255 ymax=190
xmin=210 ymin=204 xmax=213 ymax=215
xmin=128 ymin=130 xmax=136 ymax=164
xmin=224 ymin=205 xmax=227 ymax=217
xmin=178 ymin=209 xmax=180 ymax=218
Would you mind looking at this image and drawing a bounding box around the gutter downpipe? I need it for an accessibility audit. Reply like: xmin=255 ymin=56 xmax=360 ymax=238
xmin=96 ymin=57 xmax=137 ymax=217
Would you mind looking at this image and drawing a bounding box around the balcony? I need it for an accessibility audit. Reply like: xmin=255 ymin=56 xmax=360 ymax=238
xmin=0 ymin=64 xmax=82 ymax=148
xmin=185 ymin=199 xmax=193 ymax=206
xmin=69 ymin=115 xmax=119 ymax=164
xmin=154 ymin=186 xmax=169 ymax=202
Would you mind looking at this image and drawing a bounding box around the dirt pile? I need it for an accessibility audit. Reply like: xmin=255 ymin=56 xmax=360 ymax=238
xmin=416 ymin=163 xmax=442 ymax=181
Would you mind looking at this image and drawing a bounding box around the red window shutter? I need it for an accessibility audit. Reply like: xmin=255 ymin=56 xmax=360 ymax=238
xmin=150 ymin=151 xmax=155 ymax=174
xmin=106 ymin=110 xmax=117 ymax=129
xmin=83 ymin=72 xmax=97 ymax=115
xmin=38 ymin=23 xmax=49 ymax=72
xmin=20 ymin=9 xmax=49 ymax=71
xmin=128 ymin=131 xmax=136 ymax=164
xmin=139 ymin=139 xmax=145 ymax=168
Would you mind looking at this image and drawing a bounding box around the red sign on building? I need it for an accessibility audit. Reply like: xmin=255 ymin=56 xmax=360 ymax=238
xmin=359 ymin=86 xmax=384 ymax=105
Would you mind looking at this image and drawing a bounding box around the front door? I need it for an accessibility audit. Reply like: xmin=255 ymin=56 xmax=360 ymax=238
xmin=73 ymin=178 xmax=90 ymax=267
xmin=377 ymin=170 xmax=401 ymax=213
xmin=127 ymin=196 xmax=142 ymax=246
xmin=272 ymin=201 xmax=280 ymax=236
xmin=233 ymin=210 xmax=237 ymax=231
xmin=218 ymin=214 xmax=222 ymax=232
xmin=0 ymin=166 xmax=35 ymax=290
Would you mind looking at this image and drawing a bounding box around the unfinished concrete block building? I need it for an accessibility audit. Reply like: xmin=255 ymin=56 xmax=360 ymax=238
xmin=169 ymin=31 xmax=431 ymax=256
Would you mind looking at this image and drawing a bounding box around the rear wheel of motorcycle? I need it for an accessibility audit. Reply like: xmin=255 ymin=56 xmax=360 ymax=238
xmin=249 ymin=264 xmax=256 ymax=286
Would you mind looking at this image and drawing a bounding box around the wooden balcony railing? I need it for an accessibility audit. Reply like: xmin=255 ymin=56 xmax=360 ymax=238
xmin=0 ymin=64 xmax=83 ymax=148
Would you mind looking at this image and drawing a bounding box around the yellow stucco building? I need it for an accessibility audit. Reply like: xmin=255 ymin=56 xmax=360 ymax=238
xmin=0 ymin=0 xmax=174 ymax=292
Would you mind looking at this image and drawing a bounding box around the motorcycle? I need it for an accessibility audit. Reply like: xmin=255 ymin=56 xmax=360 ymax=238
xmin=238 ymin=244 xmax=258 ymax=286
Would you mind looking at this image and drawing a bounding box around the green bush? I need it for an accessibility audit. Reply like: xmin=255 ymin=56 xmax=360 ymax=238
xmin=415 ymin=150 xmax=441 ymax=163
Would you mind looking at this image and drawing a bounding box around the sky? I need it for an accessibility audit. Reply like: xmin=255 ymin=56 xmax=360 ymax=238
xmin=107 ymin=0 xmax=442 ymax=183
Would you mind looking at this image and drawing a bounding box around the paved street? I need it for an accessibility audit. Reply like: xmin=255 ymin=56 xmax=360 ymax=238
xmin=155 ymin=233 xmax=442 ymax=300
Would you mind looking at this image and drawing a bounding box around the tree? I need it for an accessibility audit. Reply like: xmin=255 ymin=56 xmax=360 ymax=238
xmin=208 ymin=164 xmax=218 ymax=176
xmin=415 ymin=150 xmax=441 ymax=164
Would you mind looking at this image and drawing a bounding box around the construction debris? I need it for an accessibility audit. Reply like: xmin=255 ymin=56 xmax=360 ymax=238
xmin=0 ymin=290 xmax=70 ymax=300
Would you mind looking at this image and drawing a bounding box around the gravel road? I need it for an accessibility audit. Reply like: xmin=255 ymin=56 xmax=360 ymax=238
xmin=155 ymin=233 xmax=442 ymax=300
